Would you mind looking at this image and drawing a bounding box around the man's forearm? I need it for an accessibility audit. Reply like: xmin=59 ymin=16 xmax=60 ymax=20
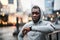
xmin=18 ymin=32 xmax=24 ymax=40
xmin=31 ymin=26 xmax=54 ymax=33
xmin=18 ymin=36 xmax=23 ymax=40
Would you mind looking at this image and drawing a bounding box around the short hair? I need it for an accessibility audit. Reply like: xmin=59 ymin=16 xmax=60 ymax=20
xmin=32 ymin=6 xmax=41 ymax=13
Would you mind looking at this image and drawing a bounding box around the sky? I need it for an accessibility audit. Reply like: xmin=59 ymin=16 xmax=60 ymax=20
xmin=21 ymin=0 xmax=45 ymax=12
xmin=54 ymin=0 xmax=60 ymax=10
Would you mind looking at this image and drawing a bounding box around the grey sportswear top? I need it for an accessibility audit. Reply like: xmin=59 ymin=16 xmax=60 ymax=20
xmin=18 ymin=21 xmax=55 ymax=40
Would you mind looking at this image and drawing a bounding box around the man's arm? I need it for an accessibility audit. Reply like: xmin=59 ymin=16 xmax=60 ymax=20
xmin=18 ymin=27 xmax=24 ymax=40
xmin=31 ymin=23 xmax=55 ymax=33
xmin=23 ymin=23 xmax=55 ymax=34
xmin=18 ymin=32 xmax=23 ymax=40
xmin=18 ymin=24 xmax=28 ymax=40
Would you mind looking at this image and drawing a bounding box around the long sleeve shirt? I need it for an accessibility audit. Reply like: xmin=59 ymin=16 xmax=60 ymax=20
xmin=18 ymin=21 xmax=55 ymax=40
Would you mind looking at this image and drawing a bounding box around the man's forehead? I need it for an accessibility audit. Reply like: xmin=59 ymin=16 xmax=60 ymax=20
xmin=32 ymin=8 xmax=39 ymax=12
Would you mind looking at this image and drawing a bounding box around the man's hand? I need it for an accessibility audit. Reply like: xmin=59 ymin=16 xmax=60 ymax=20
xmin=22 ymin=27 xmax=31 ymax=36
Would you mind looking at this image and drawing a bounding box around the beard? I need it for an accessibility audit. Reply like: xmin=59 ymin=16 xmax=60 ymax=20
xmin=32 ymin=17 xmax=40 ymax=23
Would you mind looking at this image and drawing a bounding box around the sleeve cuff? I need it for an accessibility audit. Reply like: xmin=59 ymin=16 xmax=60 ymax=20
xmin=30 ymin=27 xmax=32 ymax=31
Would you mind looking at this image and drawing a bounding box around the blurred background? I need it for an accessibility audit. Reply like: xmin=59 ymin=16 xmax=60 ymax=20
xmin=0 ymin=0 xmax=60 ymax=25
xmin=0 ymin=0 xmax=60 ymax=26
xmin=0 ymin=0 xmax=60 ymax=40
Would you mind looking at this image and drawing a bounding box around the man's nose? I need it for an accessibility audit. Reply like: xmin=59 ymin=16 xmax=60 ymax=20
xmin=33 ymin=14 xmax=36 ymax=16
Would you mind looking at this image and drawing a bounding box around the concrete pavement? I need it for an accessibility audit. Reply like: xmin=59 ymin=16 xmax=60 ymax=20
xmin=0 ymin=26 xmax=18 ymax=40
xmin=0 ymin=23 xmax=60 ymax=40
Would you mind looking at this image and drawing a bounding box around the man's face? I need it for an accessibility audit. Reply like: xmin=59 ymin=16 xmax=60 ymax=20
xmin=32 ymin=8 xmax=41 ymax=23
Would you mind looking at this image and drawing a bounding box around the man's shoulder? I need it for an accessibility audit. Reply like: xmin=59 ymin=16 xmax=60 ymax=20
xmin=42 ymin=21 xmax=52 ymax=24
xmin=26 ymin=21 xmax=33 ymax=25
xmin=24 ymin=21 xmax=33 ymax=27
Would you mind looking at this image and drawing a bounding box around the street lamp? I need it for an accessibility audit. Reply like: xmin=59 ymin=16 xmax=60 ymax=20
xmin=13 ymin=15 xmax=19 ymax=36
xmin=13 ymin=13 xmax=22 ymax=36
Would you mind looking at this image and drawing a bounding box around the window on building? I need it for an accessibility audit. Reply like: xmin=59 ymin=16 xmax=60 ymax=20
xmin=8 ymin=0 xmax=14 ymax=4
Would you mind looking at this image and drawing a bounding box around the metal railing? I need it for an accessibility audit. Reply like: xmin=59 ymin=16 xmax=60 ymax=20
xmin=48 ymin=30 xmax=60 ymax=40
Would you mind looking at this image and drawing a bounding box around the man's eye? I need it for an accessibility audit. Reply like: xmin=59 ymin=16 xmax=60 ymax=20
xmin=32 ymin=12 xmax=39 ymax=15
xmin=36 ymin=13 xmax=39 ymax=14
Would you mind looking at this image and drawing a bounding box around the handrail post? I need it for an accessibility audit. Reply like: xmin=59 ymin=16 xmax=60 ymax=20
xmin=56 ymin=33 xmax=58 ymax=40
xmin=49 ymin=35 xmax=52 ymax=40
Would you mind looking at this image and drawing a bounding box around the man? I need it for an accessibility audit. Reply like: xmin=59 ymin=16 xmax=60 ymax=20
xmin=18 ymin=6 xmax=55 ymax=40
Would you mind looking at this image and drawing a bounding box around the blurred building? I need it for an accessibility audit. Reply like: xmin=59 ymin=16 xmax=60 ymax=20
xmin=0 ymin=0 xmax=23 ymax=25
xmin=0 ymin=0 xmax=17 ymax=13
xmin=45 ymin=0 xmax=54 ymax=14
xmin=53 ymin=0 xmax=60 ymax=14
xmin=44 ymin=0 xmax=60 ymax=22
